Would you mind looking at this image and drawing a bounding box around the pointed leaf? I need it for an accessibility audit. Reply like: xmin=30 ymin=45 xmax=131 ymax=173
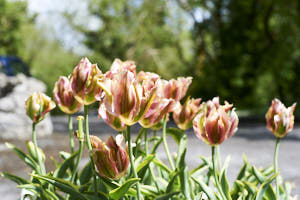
xmin=109 ymin=178 xmax=140 ymax=200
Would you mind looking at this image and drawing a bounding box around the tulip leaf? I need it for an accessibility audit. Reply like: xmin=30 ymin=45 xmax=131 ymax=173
xmin=252 ymin=166 xmax=266 ymax=183
xmin=109 ymin=178 xmax=140 ymax=200
xmin=31 ymin=174 xmax=88 ymax=200
xmin=166 ymin=170 xmax=181 ymax=193
xmin=219 ymin=168 xmax=232 ymax=200
xmin=255 ymin=174 xmax=277 ymax=200
xmin=192 ymin=177 xmax=216 ymax=200
xmin=79 ymin=161 xmax=93 ymax=185
xmin=175 ymin=135 xmax=187 ymax=168
xmin=154 ymin=191 xmax=180 ymax=200
xmin=59 ymin=151 xmax=71 ymax=160
xmin=137 ymin=154 xmax=155 ymax=173
xmin=6 ymin=142 xmax=38 ymax=170
xmin=1 ymin=172 xmax=31 ymax=185
xmin=151 ymin=137 xmax=163 ymax=154
xmin=54 ymin=150 xmax=79 ymax=179
xmin=166 ymin=127 xmax=185 ymax=145
xmin=152 ymin=158 xmax=171 ymax=174
xmin=180 ymin=165 xmax=192 ymax=200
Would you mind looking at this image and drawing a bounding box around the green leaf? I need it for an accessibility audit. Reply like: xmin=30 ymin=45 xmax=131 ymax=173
xmin=255 ymin=174 xmax=278 ymax=200
xmin=166 ymin=170 xmax=181 ymax=193
xmin=32 ymin=174 xmax=88 ymax=200
xmin=166 ymin=127 xmax=185 ymax=145
xmin=1 ymin=172 xmax=30 ymax=185
xmin=109 ymin=178 xmax=140 ymax=200
xmin=219 ymin=156 xmax=231 ymax=200
xmin=79 ymin=161 xmax=93 ymax=185
xmin=192 ymin=177 xmax=216 ymax=200
xmin=175 ymin=135 xmax=187 ymax=168
xmin=59 ymin=151 xmax=71 ymax=160
xmin=6 ymin=142 xmax=38 ymax=170
xmin=137 ymin=154 xmax=155 ymax=173
xmin=53 ymin=150 xmax=79 ymax=179
xmin=154 ymin=191 xmax=180 ymax=200
xmin=180 ymin=165 xmax=192 ymax=200
xmin=152 ymin=158 xmax=171 ymax=174
xmin=252 ymin=166 xmax=266 ymax=183
xmin=151 ymin=137 xmax=163 ymax=154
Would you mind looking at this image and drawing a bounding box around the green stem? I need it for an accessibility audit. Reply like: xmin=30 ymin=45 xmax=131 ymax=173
xmin=274 ymin=137 xmax=280 ymax=199
xmin=32 ymin=123 xmax=45 ymax=174
xmin=71 ymin=116 xmax=85 ymax=183
xmin=84 ymin=106 xmax=98 ymax=195
xmin=68 ymin=115 xmax=75 ymax=153
xmin=144 ymin=129 xmax=160 ymax=192
xmin=212 ymin=146 xmax=226 ymax=200
xmin=162 ymin=115 xmax=175 ymax=170
xmin=127 ymin=126 xmax=142 ymax=200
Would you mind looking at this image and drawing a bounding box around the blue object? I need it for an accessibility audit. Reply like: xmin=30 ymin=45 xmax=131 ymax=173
xmin=0 ymin=56 xmax=30 ymax=76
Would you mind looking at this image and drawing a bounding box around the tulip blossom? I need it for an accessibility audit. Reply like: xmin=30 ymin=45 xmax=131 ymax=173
xmin=173 ymin=97 xmax=202 ymax=130
xmin=70 ymin=57 xmax=103 ymax=105
xmin=25 ymin=92 xmax=56 ymax=124
xmin=106 ymin=58 xmax=136 ymax=77
xmin=98 ymin=60 xmax=156 ymax=126
xmin=266 ymin=98 xmax=296 ymax=138
xmin=157 ymin=77 xmax=192 ymax=102
xmin=193 ymin=98 xmax=239 ymax=146
xmin=53 ymin=76 xmax=82 ymax=114
xmin=90 ymin=134 xmax=129 ymax=180
xmin=98 ymin=102 xmax=126 ymax=132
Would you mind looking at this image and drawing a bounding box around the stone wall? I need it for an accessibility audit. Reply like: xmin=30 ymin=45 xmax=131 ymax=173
xmin=0 ymin=73 xmax=53 ymax=140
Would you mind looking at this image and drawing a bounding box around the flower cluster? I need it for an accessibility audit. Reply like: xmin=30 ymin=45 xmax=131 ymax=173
xmin=18 ymin=57 xmax=297 ymax=200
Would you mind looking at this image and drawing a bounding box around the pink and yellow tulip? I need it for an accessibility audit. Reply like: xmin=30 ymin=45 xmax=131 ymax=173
xmin=266 ymin=98 xmax=296 ymax=138
xmin=53 ymin=76 xmax=82 ymax=114
xmin=173 ymin=97 xmax=202 ymax=130
xmin=90 ymin=135 xmax=129 ymax=180
xmin=25 ymin=92 xmax=56 ymax=124
xmin=193 ymin=97 xmax=238 ymax=146
xmin=70 ymin=57 xmax=103 ymax=105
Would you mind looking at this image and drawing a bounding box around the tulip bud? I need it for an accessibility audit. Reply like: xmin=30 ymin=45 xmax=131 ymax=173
xmin=25 ymin=92 xmax=56 ymax=124
xmin=193 ymin=97 xmax=239 ymax=146
xmin=173 ymin=97 xmax=202 ymax=130
xmin=70 ymin=57 xmax=103 ymax=105
xmin=53 ymin=76 xmax=82 ymax=114
xmin=157 ymin=77 xmax=192 ymax=102
xmin=266 ymin=98 xmax=296 ymax=138
xmin=98 ymin=102 xmax=126 ymax=132
xmin=90 ymin=135 xmax=129 ymax=180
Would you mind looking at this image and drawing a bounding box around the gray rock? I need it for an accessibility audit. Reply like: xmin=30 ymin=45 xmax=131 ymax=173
xmin=0 ymin=73 xmax=53 ymax=140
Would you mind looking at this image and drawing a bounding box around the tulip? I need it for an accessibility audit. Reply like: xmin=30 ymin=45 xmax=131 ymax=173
xmin=173 ymin=97 xmax=202 ymax=130
xmin=53 ymin=76 xmax=82 ymax=114
xmin=25 ymin=92 xmax=56 ymax=124
xmin=70 ymin=57 xmax=103 ymax=105
xmin=90 ymin=134 xmax=129 ymax=180
xmin=98 ymin=64 xmax=156 ymax=126
xmin=193 ymin=98 xmax=239 ymax=146
xmin=98 ymin=102 xmax=126 ymax=132
xmin=106 ymin=58 xmax=136 ymax=78
xmin=266 ymin=98 xmax=296 ymax=138
xmin=157 ymin=77 xmax=192 ymax=102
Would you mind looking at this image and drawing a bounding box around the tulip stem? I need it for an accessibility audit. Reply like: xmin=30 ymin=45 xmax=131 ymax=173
xmin=162 ymin=115 xmax=175 ymax=170
xmin=68 ymin=115 xmax=75 ymax=153
xmin=32 ymin=123 xmax=45 ymax=174
xmin=212 ymin=146 xmax=226 ymax=200
xmin=84 ymin=106 xmax=98 ymax=195
xmin=126 ymin=126 xmax=142 ymax=200
xmin=145 ymin=129 xmax=160 ymax=192
xmin=274 ymin=137 xmax=280 ymax=199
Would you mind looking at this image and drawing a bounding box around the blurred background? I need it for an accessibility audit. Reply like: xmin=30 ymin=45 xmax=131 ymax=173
xmin=2 ymin=0 xmax=300 ymax=113
xmin=1 ymin=0 xmax=300 ymax=198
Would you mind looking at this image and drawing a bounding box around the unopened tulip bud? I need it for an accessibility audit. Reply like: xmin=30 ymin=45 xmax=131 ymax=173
xmin=25 ymin=92 xmax=56 ymax=124
xmin=90 ymin=135 xmax=129 ymax=180
xmin=71 ymin=57 xmax=103 ymax=105
xmin=53 ymin=76 xmax=82 ymax=114
xmin=173 ymin=97 xmax=202 ymax=130
xmin=266 ymin=98 xmax=296 ymax=138
xmin=193 ymin=98 xmax=239 ymax=146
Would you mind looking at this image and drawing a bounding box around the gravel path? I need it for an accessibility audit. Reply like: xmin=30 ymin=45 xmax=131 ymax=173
xmin=0 ymin=118 xmax=299 ymax=199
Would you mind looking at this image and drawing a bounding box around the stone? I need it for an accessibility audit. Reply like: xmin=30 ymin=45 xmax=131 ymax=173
xmin=0 ymin=73 xmax=53 ymax=140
